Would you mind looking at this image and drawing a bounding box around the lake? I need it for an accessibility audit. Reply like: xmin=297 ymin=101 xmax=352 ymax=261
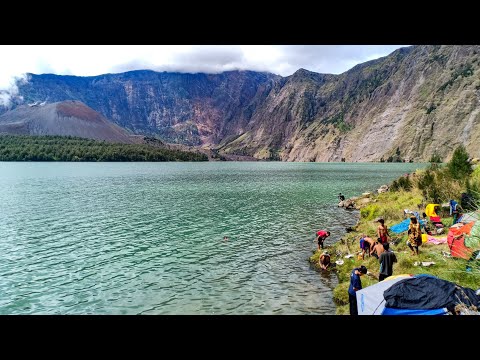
xmin=0 ymin=162 xmax=424 ymax=314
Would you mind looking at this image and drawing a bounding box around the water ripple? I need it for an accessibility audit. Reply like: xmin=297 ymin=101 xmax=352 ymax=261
xmin=0 ymin=162 xmax=425 ymax=314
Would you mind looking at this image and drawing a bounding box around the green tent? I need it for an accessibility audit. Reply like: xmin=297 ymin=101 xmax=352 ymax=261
xmin=465 ymin=219 xmax=480 ymax=248
xmin=461 ymin=210 xmax=480 ymax=249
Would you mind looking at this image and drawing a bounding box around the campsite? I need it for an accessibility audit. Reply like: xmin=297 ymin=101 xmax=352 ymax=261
xmin=310 ymin=146 xmax=480 ymax=315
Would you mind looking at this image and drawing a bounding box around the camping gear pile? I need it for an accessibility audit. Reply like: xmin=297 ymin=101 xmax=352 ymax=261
xmin=425 ymin=203 xmax=445 ymax=235
xmin=447 ymin=210 xmax=480 ymax=260
xmin=356 ymin=274 xmax=480 ymax=315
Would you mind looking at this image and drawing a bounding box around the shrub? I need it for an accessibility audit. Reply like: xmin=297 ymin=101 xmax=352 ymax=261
xmin=390 ymin=180 xmax=399 ymax=192
xmin=426 ymin=104 xmax=436 ymax=114
xmin=398 ymin=176 xmax=412 ymax=191
xmin=447 ymin=145 xmax=472 ymax=180
xmin=360 ymin=204 xmax=380 ymax=220
xmin=417 ymin=169 xmax=446 ymax=203
xmin=390 ymin=176 xmax=412 ymax=192
xmin=429 ymin=152 xmax=443 ymax=163
xmin=464 ymin=179 xmax=480 ymax=210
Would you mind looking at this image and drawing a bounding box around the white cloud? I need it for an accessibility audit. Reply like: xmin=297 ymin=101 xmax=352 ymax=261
xmin=0 ymin=73 xmax=28 ymax=107
xmin=0 ymin=45 xmax=407 ymax=105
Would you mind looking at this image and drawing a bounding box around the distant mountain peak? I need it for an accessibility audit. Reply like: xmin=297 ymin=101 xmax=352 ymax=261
xmin=56 ymin=100 xmax=104 ymax=122
xmin=293 ymin=68 xmax=315 ymax=75
xmin=0 ymin=101 xmax=134 ymax=143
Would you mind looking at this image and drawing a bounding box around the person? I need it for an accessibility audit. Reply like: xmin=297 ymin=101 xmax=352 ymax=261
xmin=319 ymin=251 xmax=331 ymax=270
xmin=338 ymin=193 xmax=345 ymax=202
xmin=316 ymin=230 xmax=330 ymax=250
xmin=378 ymin=242 xmax=397 ymax=281
xmin=223 ymin=236 xmax=229 ymax=241
xmin=407 ymin=215 xmax=421 ymax=255
xmin=348 ymin=265 xmax=367 ymax=315
xmin=377 ymin=218 xmax=390 ymax=244
xmin=359 ymin=235 xmax=375 ymax=259
xmin=450 ymin=199 xmax=461 ymax=224
xmin=370 ymin=238 xmax=385 ymax=259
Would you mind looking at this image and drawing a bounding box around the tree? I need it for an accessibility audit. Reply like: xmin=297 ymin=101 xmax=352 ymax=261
xmin=447 ymin=145 xmax=472 ymax=180
xmin=417 ymin=169 xmax=442 ymax=203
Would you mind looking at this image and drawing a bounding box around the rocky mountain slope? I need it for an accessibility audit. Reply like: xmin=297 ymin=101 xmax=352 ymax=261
xmin=10 ymin=70 xmax=278 ymax=147
xmin=6 ymin=45 xmax=480 ymax=161
xmin=219 ymin=45 xmax=480 ymax=162
xmin=0 ymin=101 xmax=135 ymax=143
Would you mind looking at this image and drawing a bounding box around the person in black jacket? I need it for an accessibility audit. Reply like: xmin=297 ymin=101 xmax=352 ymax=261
xmin=378 ymin=242 xmax=397 ymax=281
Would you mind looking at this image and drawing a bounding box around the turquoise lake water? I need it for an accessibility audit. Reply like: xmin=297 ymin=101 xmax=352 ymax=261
xmin=0 ymin=162 xmax=425 ymax=314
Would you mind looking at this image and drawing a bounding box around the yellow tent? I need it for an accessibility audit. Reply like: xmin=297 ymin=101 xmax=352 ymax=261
xmin=425 ymin=204 xmax=440 ymax=218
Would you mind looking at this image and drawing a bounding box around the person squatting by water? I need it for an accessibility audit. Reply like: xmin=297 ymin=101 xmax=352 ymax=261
xmin=407 ymin=215 xmax=422 ymax=255
xmin=359 ymin=235 xmax=375 ymax=260
xmin=338 ymin=193 xmax=345 ymax=202
xmin=348 ymin=265 xmax=367 ymax=315
xmin=377 ymin=218 xmax=390 ymax=244
xmin=378 ymin=242 xmax=397 ymax=281
xmin=316 ymin=230 xmax=330 ymax=250
xmin=319 ymin=251 xmax=331 ymax=270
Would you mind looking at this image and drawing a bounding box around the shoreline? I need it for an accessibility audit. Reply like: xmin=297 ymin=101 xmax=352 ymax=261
xmin=308 ymin=189 xmax=393 ymax=313
xmin=309 ymin=185 xmax=406 ymax=313
xmin=308 ymin=192 xmax=372 ymax=313
xmin=310 ymin=165 xmax=480 ymax=315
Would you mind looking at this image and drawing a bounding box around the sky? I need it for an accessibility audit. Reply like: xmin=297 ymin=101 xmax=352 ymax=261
xmin=0 ymin=45 xmax=406 ymax=106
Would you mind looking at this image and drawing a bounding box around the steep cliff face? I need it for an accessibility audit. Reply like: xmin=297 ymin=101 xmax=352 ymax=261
xmin=220 ymin=45 xmax=480 ymax=162
xmin=13 ymin=70 xmax=278 ymax=146
xmin=9 ymin=46 xmax=480 ymax=161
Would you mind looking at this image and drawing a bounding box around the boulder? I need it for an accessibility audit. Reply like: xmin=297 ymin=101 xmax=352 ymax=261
xmin=339 ymin=198 xmax=356 ymax=209
xmin=377 ymin=185 xmax=389 ymax=193
xmin=356 ymin=197 xmax=371 ymax=206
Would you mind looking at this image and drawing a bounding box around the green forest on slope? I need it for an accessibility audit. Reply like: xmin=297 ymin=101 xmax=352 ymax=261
xmin=0 ymin=135 xmax=208 ymax=162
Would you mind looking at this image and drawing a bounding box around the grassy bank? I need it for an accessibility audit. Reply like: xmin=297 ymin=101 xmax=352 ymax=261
xmin=310 ymin=148 xmax=480 ymax=314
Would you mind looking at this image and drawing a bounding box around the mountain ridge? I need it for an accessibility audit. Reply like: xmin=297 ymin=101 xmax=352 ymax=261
xmin=5 ymin=45 xmax=480 ymax=162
